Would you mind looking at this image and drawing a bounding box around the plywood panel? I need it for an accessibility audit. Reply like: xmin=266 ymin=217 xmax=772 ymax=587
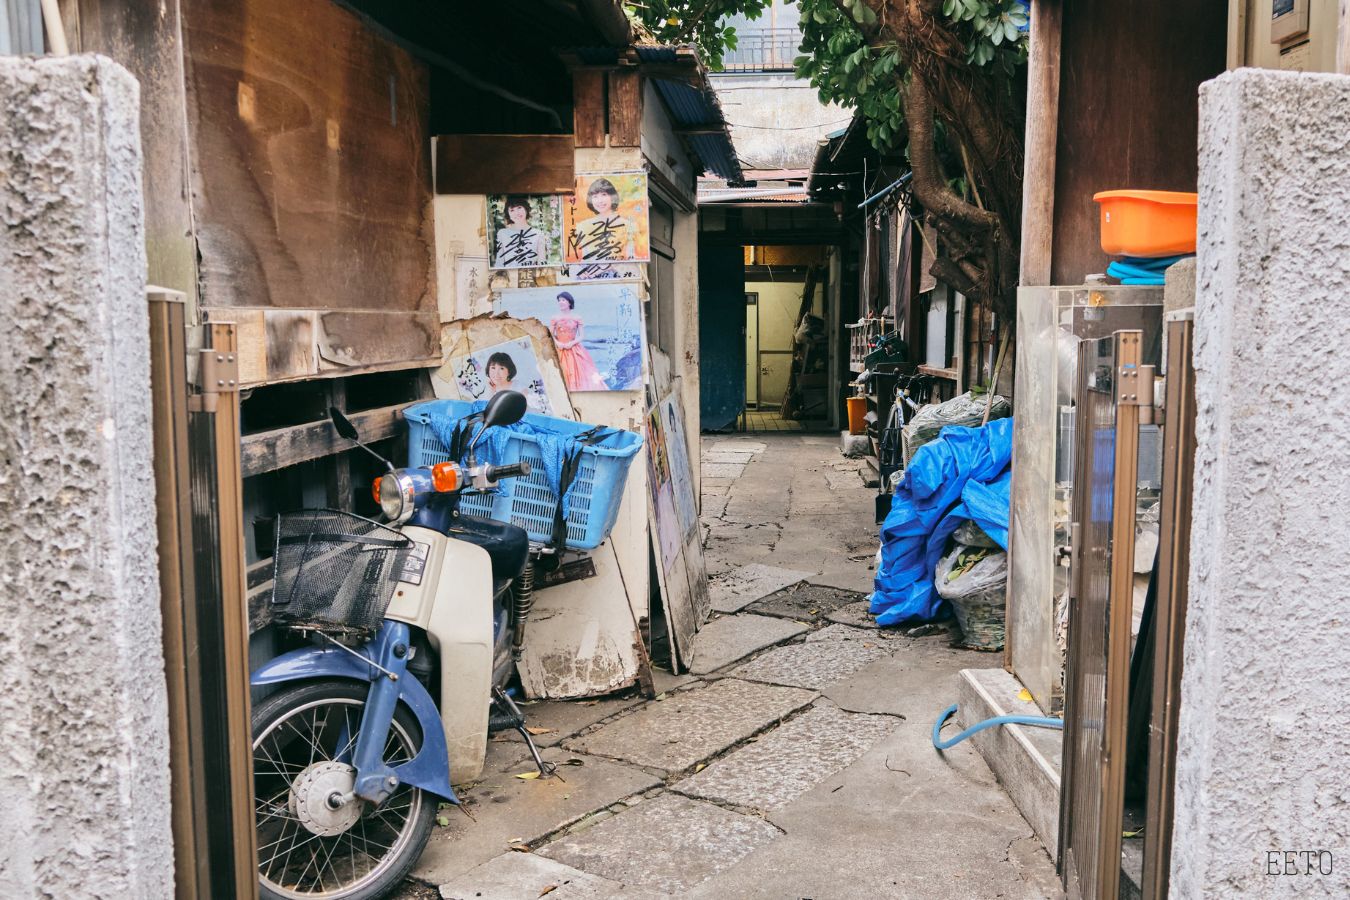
xmin=181 ymin=0 xmax=433 ymax=315
xmin=434 ymin=134 xmax=575 ymax=194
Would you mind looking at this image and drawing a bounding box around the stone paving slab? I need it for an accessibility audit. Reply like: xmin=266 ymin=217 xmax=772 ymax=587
xmin=825 ymin=468 xmax=865 ymax=491
xmin=538 ymin=793 xmax=781 ymax=895
xmin=709 ymin=563 xmax=814 ymax=613
xmin=411 ymin=749 xmax=660 ymax=885
xmin=438 ymin=852 xmax=662 ymax=900
xmin=702 ymin=462 xmax=747 ymax=479
xmin=703 ymin=450 xmax=757 ymax=465
xmin=729 ymin=630 xmax=893 ymax=691
xmin=688 ymin=613 xmax=809 ymax=675
xmin=705 ymin=439 xmax=766 ymax=453
xmin=498 ymin=692 xmax=644 ymax=748
xmin=823 ymin=598 xmax=891 ymax=631
xmin=748 ymin=582 xmax=869 ymax=624
xmin=809 ymin=564 xmax=878 ymax=594
xmin=821 ymin=637 xmax=973 ymax=718
xmin=804 ymin=622 xmax=888 ymax=644
xmin=562 ymin=678 xmax=817 ymax=774
xmin=672 ymin=703 xmax=899 ymax=812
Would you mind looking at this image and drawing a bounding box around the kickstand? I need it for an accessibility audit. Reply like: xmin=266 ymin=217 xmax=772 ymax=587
xmin=492 ymin=687 xmax=557 ymax=779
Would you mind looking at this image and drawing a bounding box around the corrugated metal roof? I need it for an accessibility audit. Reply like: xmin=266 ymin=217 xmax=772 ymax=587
xmin=634 ymin=45 xmax=742 ymax=183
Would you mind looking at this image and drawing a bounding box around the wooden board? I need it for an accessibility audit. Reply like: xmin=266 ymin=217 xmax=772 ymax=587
xmin=434 ymin=134 xmax=576 ymax=195
xmin=572 ymin=69 xmax=605 ymax=148
xmin=202 ymin=307 xmax=440 ymax=385
xmin=240 ymin=402 xmax=412 ymax=478
xmin=181 ymin=0 xmax=434 ymax=318
xmin=646 ymin=358 xmax=710 ymax=672
xmin=607 ymin=69 xmax=642 ymax=148
xmin=67 ymin=0 xmax=199 ymax=303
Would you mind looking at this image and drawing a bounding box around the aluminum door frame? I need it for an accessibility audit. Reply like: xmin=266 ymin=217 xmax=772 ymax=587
xmin=1142 ymin=313 xmax=1196 ymax=899
xmin=1060 ymin=329 xmax=1143 ymax=900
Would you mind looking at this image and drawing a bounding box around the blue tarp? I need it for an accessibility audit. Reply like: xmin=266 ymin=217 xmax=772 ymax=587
xmin=870 ymin=417 xmax=1014 ymax=627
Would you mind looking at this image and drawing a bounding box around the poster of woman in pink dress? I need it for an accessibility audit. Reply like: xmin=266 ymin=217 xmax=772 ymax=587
xmin=495 ymin=283 xmax=643 ymax=392
xmin=549 ymin=292 xmax=609 ymax=391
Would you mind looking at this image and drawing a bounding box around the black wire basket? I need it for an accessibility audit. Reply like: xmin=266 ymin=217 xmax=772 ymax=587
xmin=270 ymin=509 xmax=413 ymax=638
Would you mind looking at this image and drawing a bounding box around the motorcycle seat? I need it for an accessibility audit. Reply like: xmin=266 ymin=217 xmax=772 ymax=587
xmin=445 ymin=514 xmax=530 ymax=588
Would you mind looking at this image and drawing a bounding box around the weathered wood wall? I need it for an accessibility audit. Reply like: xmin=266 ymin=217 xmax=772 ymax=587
xmin=181 ymin=0 xmax=437 ymax=381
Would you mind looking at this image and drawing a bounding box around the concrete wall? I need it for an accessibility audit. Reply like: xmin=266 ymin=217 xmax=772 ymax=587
xmin=0 ymin=56 xmax=173 ymax=896
xmin=1172 ymin=68 xmax=1350 ymax=897
xmin=710 ymin=73 xmax=847 ymax=170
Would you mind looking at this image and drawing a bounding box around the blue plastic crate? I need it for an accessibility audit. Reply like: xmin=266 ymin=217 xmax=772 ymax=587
xmin=402 ymin=400 xmax=644 ymax=551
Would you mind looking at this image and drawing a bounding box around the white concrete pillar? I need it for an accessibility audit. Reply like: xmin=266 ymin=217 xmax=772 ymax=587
xmin=0 ymin=56 xmax=173 ymax=896
xmin=1173 ymin=69 xmax=1350 ymax=896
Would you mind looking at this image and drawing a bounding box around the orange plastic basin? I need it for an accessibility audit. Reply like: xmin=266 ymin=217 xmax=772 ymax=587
xmin=1093 ymin=190 xmax=1198 ymax=258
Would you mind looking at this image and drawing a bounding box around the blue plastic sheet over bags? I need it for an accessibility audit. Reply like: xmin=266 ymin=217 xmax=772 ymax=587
xmin=870 ymin=417 xmax=1013 ymax=627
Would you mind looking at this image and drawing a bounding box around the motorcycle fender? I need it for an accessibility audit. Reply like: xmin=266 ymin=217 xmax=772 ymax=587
xmin=251 ymin=647 xmax=458 ymax=804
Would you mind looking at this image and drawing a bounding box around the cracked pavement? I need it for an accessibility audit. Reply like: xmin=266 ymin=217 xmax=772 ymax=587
xmin=400 ymin=432 xmax=1062 ymax=899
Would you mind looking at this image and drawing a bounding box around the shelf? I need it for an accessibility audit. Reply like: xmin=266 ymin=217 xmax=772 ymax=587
xmin=918 ymin=364 xmax=960 ymax=381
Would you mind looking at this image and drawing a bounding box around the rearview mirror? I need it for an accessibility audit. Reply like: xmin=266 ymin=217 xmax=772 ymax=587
xmin=329 ymin=406 xmax=360 ymax=441
xmin=482 ymin=391 xmax=527 ymax=429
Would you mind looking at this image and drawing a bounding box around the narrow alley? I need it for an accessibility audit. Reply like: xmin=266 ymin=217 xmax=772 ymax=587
xmin=400 ymin=435 xmax=1061 ymax=899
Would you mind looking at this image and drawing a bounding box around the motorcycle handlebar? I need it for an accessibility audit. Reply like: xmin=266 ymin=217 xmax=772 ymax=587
xmin=485 ymin=461 xmax=532 ymax=482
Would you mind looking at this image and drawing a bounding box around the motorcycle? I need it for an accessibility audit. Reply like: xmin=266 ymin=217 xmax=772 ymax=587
xmin=248 ymin=390 xmax=556 ymax=900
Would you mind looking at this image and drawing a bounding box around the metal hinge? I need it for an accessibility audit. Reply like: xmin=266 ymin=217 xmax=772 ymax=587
xmin=1117 ymin=364 xmax=1156 ymax=423
xmin=189 ymin=349 xmax=240 ymax=412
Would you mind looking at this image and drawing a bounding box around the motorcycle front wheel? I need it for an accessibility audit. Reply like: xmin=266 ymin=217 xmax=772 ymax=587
xmin=252 ymin=680 xmax=438 ymax=900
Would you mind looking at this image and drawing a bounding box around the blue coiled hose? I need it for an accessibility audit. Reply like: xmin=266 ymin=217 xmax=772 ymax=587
xmin=931 ymin=703 xmax=1064 ymax=751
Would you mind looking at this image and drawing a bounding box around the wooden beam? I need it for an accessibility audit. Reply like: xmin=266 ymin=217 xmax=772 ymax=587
xmin=241 ymin=402 xmax=411 ymax=478
xmin=607 ymin=69 xmax=642 ymax=147
xmin=1018 ymin=0 xmax=1062 ymax=288
xmin=434 ymin=134 xmax=576 ymax=194
xmin=1339 ymin=0 xmax=1350 ymax=74
xmin=573 ymin=69 xmax=605 ymax=148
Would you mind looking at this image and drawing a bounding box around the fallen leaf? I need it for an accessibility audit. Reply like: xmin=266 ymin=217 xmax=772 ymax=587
xmin=563 ymin=794 xmax=571 ymax=800
xmin=539 ymin=886 xmax=558 ymax=897
xmin=1017 ymin=687 xmax=1033 ymax=703
xmin=515 ymin=771 xmax=541 ymax=780
xmin=694 ymin=763 xmax=706 ymax=773
xmin=509 ymin=843 xmax=531 ymax=853
xmin=561 ymin=757 xmax=586 ymax=767
xmin=525 ymin=726 xmax=555 ymax=736
xmin=655 ymin=693 xmax=668 ymax=701
xmin=436 ymin=815 xmax=449 ymax=827
xmin=809 ymin=609 xmax=819 ymax=615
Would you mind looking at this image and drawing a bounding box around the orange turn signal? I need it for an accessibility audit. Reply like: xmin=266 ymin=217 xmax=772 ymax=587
xmin=431 ymin=461 xmax=460 ymax=493
xmin=371 ymin=478 xmax=382 ymax=503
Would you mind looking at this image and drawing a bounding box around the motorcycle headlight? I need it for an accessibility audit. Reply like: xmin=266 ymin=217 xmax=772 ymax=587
xmin=377 ymin=473 xmax=415 ymax=524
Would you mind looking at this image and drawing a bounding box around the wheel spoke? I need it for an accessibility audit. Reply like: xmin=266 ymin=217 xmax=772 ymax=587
xmin=254 ymin=690 xmax=424 ymax=897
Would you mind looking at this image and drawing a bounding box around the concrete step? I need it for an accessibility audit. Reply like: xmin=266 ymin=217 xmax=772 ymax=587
xmin=956 ymin=667 xmax=1063 ymax=861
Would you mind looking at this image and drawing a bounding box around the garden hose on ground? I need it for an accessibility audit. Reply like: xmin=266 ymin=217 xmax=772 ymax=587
xmin=932 ymin=703 xmax=1064 ymax=751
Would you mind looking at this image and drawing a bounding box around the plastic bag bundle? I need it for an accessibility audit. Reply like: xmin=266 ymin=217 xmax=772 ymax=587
xmin=935 ymin=545 xmax=1008 ymax=651
xmin=953 ymin=519 xmax=1000 ymax=549
xmin=902 ymin=391 xmax=1011 ymax=463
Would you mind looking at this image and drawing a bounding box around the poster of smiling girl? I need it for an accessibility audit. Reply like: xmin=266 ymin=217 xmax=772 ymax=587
xmin=564 ymin=173 xmax=650 ymax=264
xmin=486 ymin=195 xmax=564 ymax=269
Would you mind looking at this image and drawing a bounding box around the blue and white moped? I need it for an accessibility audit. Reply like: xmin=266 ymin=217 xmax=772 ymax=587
xmin=249 ymin=391 xmax=553 ymax=899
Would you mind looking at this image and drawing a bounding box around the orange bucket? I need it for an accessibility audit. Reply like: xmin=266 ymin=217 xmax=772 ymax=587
xmin=1093 ymin=190 xmax=1198 ymax=258
xmin=846 ymin=396 xmax=868 ymax=435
